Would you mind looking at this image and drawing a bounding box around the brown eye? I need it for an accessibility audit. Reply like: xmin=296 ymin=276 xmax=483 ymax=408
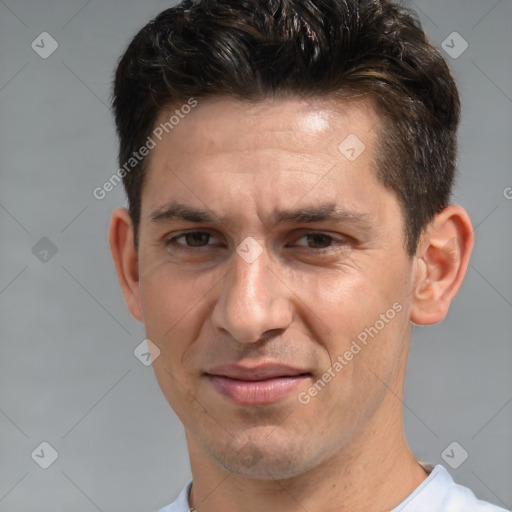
xmin=182 ymin=232 xmax=211 ymax=247
xmin=292 ymin=232 xmax=337 ymax=249
xmin=166 ymin=231 xmax=220 ymax=250
xmin=304 ymin=233 xmax=334 ymax=249
xmin=288 ymin=232 xmax=349 ymax=255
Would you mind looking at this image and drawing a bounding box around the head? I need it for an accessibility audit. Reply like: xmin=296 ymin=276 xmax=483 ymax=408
xmin=110 ymin=0 xmax=473 ymax=481
xmin=112 ymin=0 xmax=461 ymax=256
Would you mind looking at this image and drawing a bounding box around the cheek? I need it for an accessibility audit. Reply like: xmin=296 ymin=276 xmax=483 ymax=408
xmin=292 ymin=263 xmax=409 ymax=371
xmin=140 ymin=261 xmax=211 ymax=418
xmin=139 ymin=254 xmax=202 ymax=321
xmin=151 ymin=354 xmax=205 ymax=429
xmin=288 ymin=265 xmax=387 ymax=336
xmin=137 ymin=259 xmax=206 ymax=367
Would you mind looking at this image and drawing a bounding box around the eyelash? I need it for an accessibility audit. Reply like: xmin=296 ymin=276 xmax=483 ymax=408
xmin=164 ymin=231 xmax=348 ymax=254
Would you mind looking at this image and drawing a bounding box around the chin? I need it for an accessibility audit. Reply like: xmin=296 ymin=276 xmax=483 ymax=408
xmin=205 ymin=436 xmax=319 ymax=480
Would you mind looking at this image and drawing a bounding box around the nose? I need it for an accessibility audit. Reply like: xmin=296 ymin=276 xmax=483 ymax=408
xmin=211 ymin=240 xmax=293 ymax=344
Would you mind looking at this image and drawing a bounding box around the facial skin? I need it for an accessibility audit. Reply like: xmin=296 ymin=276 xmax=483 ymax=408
xmin=110 ymin=96 xmax=473 ymax=512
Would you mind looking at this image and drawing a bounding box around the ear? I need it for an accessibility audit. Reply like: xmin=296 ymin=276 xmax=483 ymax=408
xmin=109 ymin=208 xmax=143 ymax=322
xmin=410 ymin=205 xmax=474 ymax=325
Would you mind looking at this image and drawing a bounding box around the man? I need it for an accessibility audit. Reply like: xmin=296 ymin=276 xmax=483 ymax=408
xmin=109 ymin=0 xmax=507 ymax=510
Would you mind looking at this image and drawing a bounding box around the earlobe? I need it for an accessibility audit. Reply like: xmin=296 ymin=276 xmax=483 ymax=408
xmin=410 ymin=205 xmax=474 ymax=325
xmin=109 ymin=208 xmax=143 ymax=322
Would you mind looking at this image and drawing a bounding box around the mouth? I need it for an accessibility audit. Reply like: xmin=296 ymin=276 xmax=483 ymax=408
xmin=205 ymin=364 xmax=312 ymax=405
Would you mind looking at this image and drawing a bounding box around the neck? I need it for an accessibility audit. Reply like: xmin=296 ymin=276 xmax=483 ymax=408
xmin=186 ymin=397 xmax=428 ymax=512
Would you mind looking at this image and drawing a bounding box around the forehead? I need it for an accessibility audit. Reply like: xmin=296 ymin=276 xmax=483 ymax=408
xmin=140 ymin=95 xmax=400 ymax=233
xmin=151 ymin=95 xmax=381 ymax=160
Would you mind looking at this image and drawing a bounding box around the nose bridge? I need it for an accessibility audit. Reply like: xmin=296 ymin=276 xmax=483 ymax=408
xmin=211 ymin=240 xmax=291 ymax=343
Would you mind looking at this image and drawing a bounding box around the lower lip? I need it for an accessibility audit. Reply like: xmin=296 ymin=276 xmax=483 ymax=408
xmin=207 ymin=374 xmax=310 ymax=405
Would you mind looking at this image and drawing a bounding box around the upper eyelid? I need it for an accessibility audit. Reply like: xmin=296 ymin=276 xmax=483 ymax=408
xmin=166 ymin=230 xmax=221 ymax=241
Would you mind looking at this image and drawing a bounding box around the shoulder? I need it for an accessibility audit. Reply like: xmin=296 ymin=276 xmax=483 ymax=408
xmin=393 ymin=464 xmax=508 ymax=512
xmin=154 ymin=480 xmax=192 ymax=512
xmin=155 ymin=469 xmax=509 ymax=512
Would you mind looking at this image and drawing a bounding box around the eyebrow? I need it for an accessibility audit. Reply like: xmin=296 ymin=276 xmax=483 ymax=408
xmin=149 ymin=201 xmax=372 ymax=228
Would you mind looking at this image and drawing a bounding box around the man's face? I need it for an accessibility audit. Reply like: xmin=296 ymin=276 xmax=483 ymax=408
xmin=135 ymin=96 xmax=419 ymax=479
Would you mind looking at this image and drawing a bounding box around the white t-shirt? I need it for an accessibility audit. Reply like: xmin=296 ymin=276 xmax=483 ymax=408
xmin=155 ymin=464 xmax=508 ymax=512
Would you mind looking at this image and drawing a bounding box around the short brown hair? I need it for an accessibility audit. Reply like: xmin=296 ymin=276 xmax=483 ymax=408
xmin=112 ymin=0 xmax=460 ymax=255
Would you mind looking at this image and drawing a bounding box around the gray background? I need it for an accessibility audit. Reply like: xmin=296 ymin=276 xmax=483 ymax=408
xmin=0 ymin=0 xmax=511 ymax=510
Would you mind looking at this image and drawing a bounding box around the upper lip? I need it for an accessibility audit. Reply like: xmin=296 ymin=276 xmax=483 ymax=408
xmin=206 ymin=363 xmax=310 ymax=381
